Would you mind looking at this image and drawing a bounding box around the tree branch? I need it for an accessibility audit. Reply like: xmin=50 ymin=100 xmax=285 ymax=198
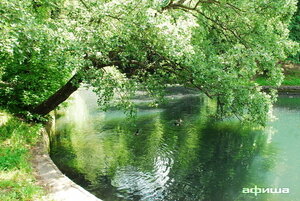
xmin=163 ymin=3 xmax=248 ymax=47
xmin=79 ymin=0 xmax=91 ymax=12
xmin=165 ymin=0 xmax=243 ymax=12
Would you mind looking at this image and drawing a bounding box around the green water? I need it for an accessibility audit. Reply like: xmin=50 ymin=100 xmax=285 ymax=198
xmin=50 ymin=89 xmax=300 ymax=201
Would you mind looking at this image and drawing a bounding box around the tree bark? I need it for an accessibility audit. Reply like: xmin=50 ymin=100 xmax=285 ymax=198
xmin=31 ymin=73 xmax=82 ymax=116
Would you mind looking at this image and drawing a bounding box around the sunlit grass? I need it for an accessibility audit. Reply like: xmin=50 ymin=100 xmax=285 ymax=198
xmin=0 ymin=170 xmax=43 ymax=201
xmin=256 ymin=68 xmax=300 ymax=86
xmin=0 ymin=111 xmax=44 ymax=200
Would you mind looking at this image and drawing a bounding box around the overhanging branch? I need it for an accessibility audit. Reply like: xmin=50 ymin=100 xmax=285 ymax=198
xmin=162 ymin=2 xmax=248 ymax=47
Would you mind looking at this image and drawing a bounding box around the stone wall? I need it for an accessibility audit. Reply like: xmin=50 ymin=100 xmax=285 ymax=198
xmin=33 ymin=112 xmax=102 ymax=201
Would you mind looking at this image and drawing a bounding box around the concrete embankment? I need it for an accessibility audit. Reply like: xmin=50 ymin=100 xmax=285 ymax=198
xmin=32 ymin=118 xmax=101 ymax=201
xmin=262 ymin=86 xmax=300 ymax=95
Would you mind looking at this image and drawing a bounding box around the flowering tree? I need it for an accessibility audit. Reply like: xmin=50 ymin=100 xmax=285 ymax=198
xmin=0 ymin=0 xmax=298 ymax=124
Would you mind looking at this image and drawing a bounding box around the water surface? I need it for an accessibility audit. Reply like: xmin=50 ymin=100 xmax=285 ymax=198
xmin=51 ymin=89 xmax=300 ymax=201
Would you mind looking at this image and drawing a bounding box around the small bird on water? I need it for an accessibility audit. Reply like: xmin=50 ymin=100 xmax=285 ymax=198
xmin=134 ymin=129 xmax=141 ymax=135
xmin=174 ymin=118 xmax=183 ymax=126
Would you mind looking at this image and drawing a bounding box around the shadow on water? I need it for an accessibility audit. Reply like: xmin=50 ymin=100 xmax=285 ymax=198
xmin=50 ymin=89 xmax=300 ymax=201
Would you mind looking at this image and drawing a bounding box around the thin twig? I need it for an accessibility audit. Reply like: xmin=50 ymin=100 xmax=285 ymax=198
xmin=79 ymin=0 xmax=91 ymax=12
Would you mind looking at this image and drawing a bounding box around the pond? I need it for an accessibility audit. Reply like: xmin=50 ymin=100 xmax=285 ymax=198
xmin=50 ymin=88 xmax=300 ymax=201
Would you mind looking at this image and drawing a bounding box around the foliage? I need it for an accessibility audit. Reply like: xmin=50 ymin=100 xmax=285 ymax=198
xmin=0 ymin=0 xmax=299 ymax=125
xmin=0 ymin=112 xmax=43 ymax=200
xmin=256 ymin=65 xmax=300 ymax=86
xmin=0 ymin=0 xmax=83 ymax=114
xmin=288 ymin=1 xmax=300 ymax=63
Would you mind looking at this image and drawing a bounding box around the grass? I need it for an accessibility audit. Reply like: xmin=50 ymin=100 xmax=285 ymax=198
xmin=0 ymin=111 xmax=44 ymax=201
xmin=256 ymin=66 xmax=300 ymax=86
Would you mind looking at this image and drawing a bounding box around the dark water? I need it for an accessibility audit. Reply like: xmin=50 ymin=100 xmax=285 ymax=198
xmin=50 ymin=89 xmax=300 ymax=201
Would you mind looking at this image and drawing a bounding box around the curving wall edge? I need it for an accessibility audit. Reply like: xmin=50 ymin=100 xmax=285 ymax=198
xmin=32 ymin=115 xmax=102 ymax=201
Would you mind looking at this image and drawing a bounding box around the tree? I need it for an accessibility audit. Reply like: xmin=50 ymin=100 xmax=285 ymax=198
xmin=288 ymin=0 xmax=300 ymax=63
xmin=0 ymin=0 xmax=298 ymax=125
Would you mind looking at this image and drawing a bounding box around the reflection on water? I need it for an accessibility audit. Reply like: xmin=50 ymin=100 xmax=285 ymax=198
xmin=50 ymin=89 xmax=300 ymax=201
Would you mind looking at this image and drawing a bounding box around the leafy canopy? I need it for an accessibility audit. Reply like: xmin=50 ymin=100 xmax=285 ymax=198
xmin=288 ymin=0 xmax=300 ymax=63
xmin=0 ymin=0 xmax=298 ymax=125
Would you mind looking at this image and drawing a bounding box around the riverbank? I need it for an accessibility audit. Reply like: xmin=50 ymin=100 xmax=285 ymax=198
xmin=0 ymin=111 xmax=44 ymax=200
xmin=0 ymin=111 xmax=101 ymax=201
xmin=256 ymin=64 xmax=300 ymax=87
xmin=256 ymin=64 xmax=300 ymax=95
xmin=32 ymin=124 xmax=101 ymax=201
xmin=262 ymin=85 xmax=300 ymax=95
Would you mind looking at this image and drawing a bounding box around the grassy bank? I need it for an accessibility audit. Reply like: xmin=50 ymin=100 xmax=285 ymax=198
xmin=256 ymin=65 xmax=300 ymax=86
xmin=0 ymin=111 xmax=44 ymax=201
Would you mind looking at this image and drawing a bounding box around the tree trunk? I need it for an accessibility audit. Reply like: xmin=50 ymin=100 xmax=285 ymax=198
xmin=31 ymin=73 xmax=82 ymax=116
xmin=30 ymin=57 xmax=113 ymax=116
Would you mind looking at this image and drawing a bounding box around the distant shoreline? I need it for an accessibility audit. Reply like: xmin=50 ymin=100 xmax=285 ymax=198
xmin=262 ymin=86 xmax=300 ymax=95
